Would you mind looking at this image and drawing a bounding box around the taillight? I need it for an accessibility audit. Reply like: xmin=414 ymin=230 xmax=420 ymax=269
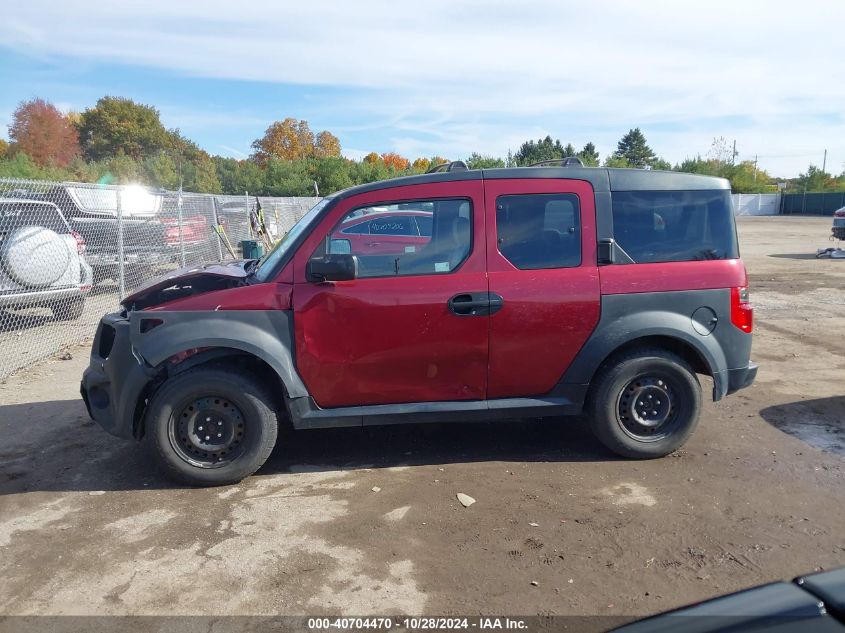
xmin=730 ymin=287 xmax=753 ymax=333
xmin=71 ymin=230 xmax=86 ymax=254
xmin=835 ymin=209 xmax=845 ymax=218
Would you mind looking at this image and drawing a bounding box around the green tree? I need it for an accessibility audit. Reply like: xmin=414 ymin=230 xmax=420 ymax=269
xmin=794 ymin=164 xmax=833 ymax=192
xmin=465 ymin=152 xmax=505 ymax=169
xmin=514 ymin=135 xmax=566 ymax=165
xmin=262 ymin=158 xmax=313 ymax=196
xmin=652 ymin=157 xmax=672 ymax=171
xmin=577 ymin=142 xmax=599 ymax=166
xmin=313 ymin=157 xmax=354 ymax=194
xmin=613 ymin=128 xmax=656 ymax=168
xmin=603 ymin=155 xmax=631 ymax=168
xmin=78 ymin=97 xmax=170 ymax=161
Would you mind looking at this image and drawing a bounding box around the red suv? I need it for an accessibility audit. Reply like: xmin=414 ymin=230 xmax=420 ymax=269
xmin=81 ymin=163 xmax=757 ymax=486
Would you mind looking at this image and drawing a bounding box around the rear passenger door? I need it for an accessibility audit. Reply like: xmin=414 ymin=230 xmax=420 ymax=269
xmin=484 ymin=178 xmax=601 ymax=398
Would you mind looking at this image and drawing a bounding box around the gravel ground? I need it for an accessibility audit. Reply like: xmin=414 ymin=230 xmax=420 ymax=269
xmin=1 ymin=216 xmax=843 ymax=622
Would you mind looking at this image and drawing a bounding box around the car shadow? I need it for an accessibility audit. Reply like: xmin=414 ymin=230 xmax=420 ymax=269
xmin=759 ymin=396 xmax=845 ymax=456
xmin=0 ymin=309 xmax=54 ymax=333
xmin=0 ymin=398 xmax=615 ymax=495
xmin=767 ymin=253 xmax=829 ymax=260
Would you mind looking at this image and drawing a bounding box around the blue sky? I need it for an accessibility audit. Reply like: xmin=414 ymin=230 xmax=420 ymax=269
xmin=2 ymin=0 xmax=844 ymax=177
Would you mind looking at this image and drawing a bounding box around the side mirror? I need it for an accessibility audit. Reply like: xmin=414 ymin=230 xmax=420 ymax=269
xmin=306 ymin=254 xmax=358 ymax=282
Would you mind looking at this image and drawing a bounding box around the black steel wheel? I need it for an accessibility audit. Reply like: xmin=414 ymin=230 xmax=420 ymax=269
xmin=146 ymin=366 xmax=279 ymax=486
xmin=589 ymin=348 xmax=701 ymax=459
xmin=169 ymin=396 xmax=247 ymax=468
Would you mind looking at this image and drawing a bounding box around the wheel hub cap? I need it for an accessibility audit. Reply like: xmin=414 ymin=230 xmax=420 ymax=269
xmin=173 ymin=396 xmax=245 ymax=465
xmin=618 ymin=377 xmax=677 ymax=439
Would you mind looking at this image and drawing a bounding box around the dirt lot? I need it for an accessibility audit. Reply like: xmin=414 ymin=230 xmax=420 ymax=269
xmin=1 ymin=216 xmax=844 ymax=621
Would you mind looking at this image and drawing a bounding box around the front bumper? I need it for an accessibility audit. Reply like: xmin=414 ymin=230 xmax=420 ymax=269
xmin=725 ymin=361 xmax=758 ymax=395
xmin=80 ymin=312 xmax=152 ymax=439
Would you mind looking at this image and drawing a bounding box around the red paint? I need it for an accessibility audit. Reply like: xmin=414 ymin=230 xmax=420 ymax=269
xmin=484 ymin=179 xmax=601 ymax=397
xmin=331 ymin=210 xmax=432 ymax=255
xmin=292 ymin=180 xmax=489 ymax=407
xmin=600 ymin=259 xmax=747 ymax=295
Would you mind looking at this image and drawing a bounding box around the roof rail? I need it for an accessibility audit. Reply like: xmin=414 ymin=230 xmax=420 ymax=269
xmin=426 ymin=160 xmax=469 ymax=174
xmin=528 ymin=157 xmax=584 ymax=168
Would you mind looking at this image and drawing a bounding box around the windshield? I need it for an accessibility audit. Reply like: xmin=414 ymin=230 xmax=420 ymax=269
xmin=252 ymin=198 xmax=330 ymax=282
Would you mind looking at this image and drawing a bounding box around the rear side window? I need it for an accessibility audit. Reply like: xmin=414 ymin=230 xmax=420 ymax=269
xmin=611 ymin=190 xmax=738 ymax=263
xmin=0 ymin=203 xmax=69 ymax=233
xmin=368 ymin=215 xmax=415 ymax=236
xmin=496 ymin=193 xmax=581 ymax=270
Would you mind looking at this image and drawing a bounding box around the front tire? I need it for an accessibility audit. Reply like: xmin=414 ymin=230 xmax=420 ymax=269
xmin=588 ymin=348 xmax=701 ymax=459
xmin=145 ymin=367 xmax=279 ymax=486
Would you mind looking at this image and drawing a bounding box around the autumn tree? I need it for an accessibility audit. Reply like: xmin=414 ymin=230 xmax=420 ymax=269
xmin=78 ymin=97 xmax=171 ymax=161
xmin=251 ymin=118 xmax=341 ymax=164
xmin=381 ymin=152 xmax=410 ymax=170
xmin=8 ymin=98 xmax=80 ymax=167
xmin=411 ymin=157 xmax=431 ymax=172
xmin=613 ymin=128 xmax=656 ymax=168
xmin=314 ymin=131 xmax=341 ymax=158
xmin=363 ymin=151 xmax=380 ymax=164
xmin=0 ymin=139 xmax=8 ymax=160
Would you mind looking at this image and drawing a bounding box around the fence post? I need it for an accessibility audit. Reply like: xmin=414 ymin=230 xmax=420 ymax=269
xmin=177 ymin=187 xmax=186 ymax=267
xmin=116 ymin=189 xmax=125 ymax=300
xmin=245 ymin=190 xmax=251 ymax=239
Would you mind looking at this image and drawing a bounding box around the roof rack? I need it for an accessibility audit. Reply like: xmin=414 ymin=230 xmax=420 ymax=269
xmin=528 ymin=157 xmax=584 ymax=168
xmin=426 ymin=160 xmax=469 ymax=174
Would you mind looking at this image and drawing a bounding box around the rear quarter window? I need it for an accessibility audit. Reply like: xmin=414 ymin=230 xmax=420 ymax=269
xmin=0 ymin=203 xmax=69 ymax=233
xmin=611 ymin=190 xmax=738 ymax=263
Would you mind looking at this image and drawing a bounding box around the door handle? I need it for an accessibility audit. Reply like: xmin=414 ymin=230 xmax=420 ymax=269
xmin=447 ymin=292 xmax=504 ymax=316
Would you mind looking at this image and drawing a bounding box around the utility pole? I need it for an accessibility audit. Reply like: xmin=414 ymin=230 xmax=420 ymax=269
xmin=822 ymin=149 xmax=827 ymax=173
xmin=732 ymin=140 xmax=737 ymax=166
xmin=753 ymin=155 xmax=758 ymax=182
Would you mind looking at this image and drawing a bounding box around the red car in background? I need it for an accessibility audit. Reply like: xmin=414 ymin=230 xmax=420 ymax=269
xmin=329 ymin=209 xmax=432 ymax=256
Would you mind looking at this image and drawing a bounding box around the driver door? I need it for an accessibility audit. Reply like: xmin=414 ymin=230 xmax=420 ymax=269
xmin=291 ymin=180 xmax=489 ymax=409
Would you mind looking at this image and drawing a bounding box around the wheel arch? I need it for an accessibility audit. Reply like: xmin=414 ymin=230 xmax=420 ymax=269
xmin=127 ymin=310 xmax=305 ymax=438
xmin=560 ymin=309 xmax=730 ymax=401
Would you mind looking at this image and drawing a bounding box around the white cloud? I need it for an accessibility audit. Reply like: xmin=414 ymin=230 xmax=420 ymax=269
xmin=3 ymin=0 xmax=844 ymax=175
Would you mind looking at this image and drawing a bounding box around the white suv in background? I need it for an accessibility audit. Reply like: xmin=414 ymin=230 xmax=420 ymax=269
xmin=0 ymin=199 xmax=93 ymax=320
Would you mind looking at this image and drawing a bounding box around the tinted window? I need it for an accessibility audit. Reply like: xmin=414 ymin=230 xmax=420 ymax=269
xmin=611 ymin=190 xmax=738 ymax=263
xmin=341 ymin=220 xmax=370 ymax=234
xmin=324 ymin=199 xmax=471 ymax=278
xmin=0 ymin=203 xmax=69 ymax=233
xmin=496 ymin=194 xmax=581 ymax=270
xmin=369 ymin=215 xmax=415 ymax=236
xmin=415 ymin=215 xmax=433 ymax=237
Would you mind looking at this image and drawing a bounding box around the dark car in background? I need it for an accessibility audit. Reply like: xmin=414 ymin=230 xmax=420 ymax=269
xmin=54 ymin=184 xmax=210 ymax=285
xmin=833 ymin=206 xmax=845 ymax=240
xmin=0 ymin=199 xmax=92 ymax=320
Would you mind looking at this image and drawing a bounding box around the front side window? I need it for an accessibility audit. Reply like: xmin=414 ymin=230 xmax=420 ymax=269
xmin=496 ymin=193 xmax=581 ymax=270
xmin=323 ymin=199 xmax=471 ymax=278
xmin=611 ymin=190 xmax=738 ymax=263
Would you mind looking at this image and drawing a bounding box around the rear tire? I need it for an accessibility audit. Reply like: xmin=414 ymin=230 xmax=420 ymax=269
xmin=145 ymin=367 xmax=279 ymax=486
xmin=51 ymin=297 xmax=85 ymax=321
xmin=588 ymin=348 xmax=701 ymax=459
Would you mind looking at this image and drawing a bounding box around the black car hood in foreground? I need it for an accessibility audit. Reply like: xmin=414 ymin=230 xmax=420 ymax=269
xmin=614 ymin=567 xmax=845 ymax=633
xmin=121 ymin=260 xmax=253 ymax=310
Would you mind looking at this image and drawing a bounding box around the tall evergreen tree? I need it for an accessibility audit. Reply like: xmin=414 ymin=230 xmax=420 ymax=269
xmin=613 ymin=128 xmax=657 ymax=168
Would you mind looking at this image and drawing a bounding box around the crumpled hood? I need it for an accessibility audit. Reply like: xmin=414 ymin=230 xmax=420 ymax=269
xmin=122 ymin=260 xmax=253 ymax=310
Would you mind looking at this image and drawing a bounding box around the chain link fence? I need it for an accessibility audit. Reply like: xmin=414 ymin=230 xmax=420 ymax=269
xmin=0 ymin=177 xmax=319 ymax=379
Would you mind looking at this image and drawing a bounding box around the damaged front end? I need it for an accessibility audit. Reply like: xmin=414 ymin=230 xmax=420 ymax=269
xmin=120 ymin=260 xmax=255 ymax=311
